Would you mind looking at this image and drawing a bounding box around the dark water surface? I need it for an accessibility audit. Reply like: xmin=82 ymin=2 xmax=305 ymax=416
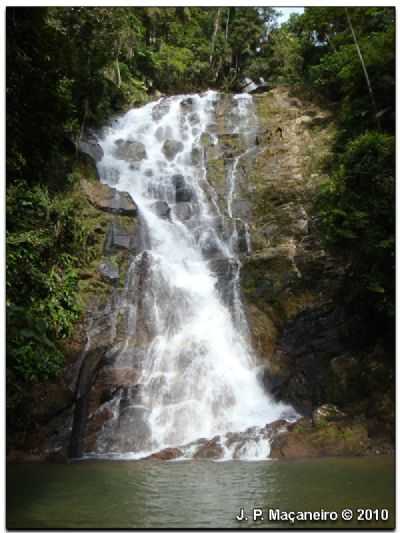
xmin=7 ymin=457 xmax=394 ymax=529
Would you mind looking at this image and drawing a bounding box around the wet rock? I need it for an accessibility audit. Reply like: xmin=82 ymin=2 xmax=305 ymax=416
xmin=268 ymin=306 xmax=358 ymax=415
xmin=104 ymin=222 xmax=134 ymax=252
xmin=98 ymin=367 xmax=140 ymax=387
xmin=172 ymin=174 xmax=193 ymax=203
xmin=219 ymin=133 xmax=242 ymax=158
xmin=193 ymin=436 xmax=224 ymax=459
xmin=239 ymin=77 xmax=271 ymax=94
xmin=152 ymin=100 xmax=170 ymax=121
xmin=246 ymin=304 xmax=280 ymax=366
xmin=262 ymin=368 xmax=290 ymax=396
xmin=112 ymin=191 xmax=137 ymax=216
xmin=114 ymin=139 xmax=147 ymax=162
xmin=79 ymin=136 xmax=104 ymax=162
xmin=233 ymin=219 xmax=251 ymax=254
xmin=191 ymin=146 xmax=202 ymax=166
xmin=264 ymin=419 xmax=291 ymax=435
xmin=155 ymin=126 xmax=165 ymax=142
xmin=99 ymin=166 xmax=120 ymax=186
xmin=232 ymin=199 xmax=252 ymax=220
xmin=86 ymin=406 xmax=114 ymax=436
xmin=113 ymin=403 xmax=152 ymax=453
xmin=209 ymin=257 xmax=239 ymax=308
xmin=82 ymin=179 xmax=137 ymax=217
xmin=239 ymin=77 xmax=258 ymax=93
xmin=188 ymin=112 xmax=200 ymax=126
xmin=173 ymin=202 xmax=192 ymax=221
xmin=269 ymin=417 xmax=370 ymax=459
xmin=151 ymin=200 xmax=171 ymax=219
xmin=162 ymin=139 xmax=184 ymax=161
xmin=98 ymin=260 xmax=119 ymax=285
xmin=200 ymin=132 xmax=214 ymax=147
xmin=145 ymin=447 xmax=183 ymax=460
xmin=180 ymin=97 xmax=194 ymax=112
xmin=198 ymin=231 xmax=221 ymax=259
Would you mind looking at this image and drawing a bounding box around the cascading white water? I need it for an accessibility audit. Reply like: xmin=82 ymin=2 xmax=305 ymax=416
xmin=94 ymin=91 xmax=295 ymax=460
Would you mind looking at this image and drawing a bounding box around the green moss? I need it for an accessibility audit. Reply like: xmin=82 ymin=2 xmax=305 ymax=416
xmin=207 ymin=159 xmax=225 ymax=191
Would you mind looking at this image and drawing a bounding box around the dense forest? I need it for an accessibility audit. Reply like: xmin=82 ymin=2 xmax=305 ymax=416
xmin=6 ymin=7 xmax=395 ymax=428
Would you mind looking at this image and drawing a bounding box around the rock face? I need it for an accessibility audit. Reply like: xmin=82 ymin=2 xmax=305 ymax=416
xmin=205 ymin=88 xmax=394 ymax=450
xmin=269 ymin=417 xmax=371 ymax=459
xmin=81 ymin=179 xmax=137 ymax=216
xmin=78 ymin=133 xmax=104 ymax=162
xmin=8 ymin=89 xmax=393 ymax=462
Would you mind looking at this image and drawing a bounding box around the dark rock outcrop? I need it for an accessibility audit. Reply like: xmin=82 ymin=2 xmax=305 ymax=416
xmin=172 ymin=174 xmax=193 ymax=203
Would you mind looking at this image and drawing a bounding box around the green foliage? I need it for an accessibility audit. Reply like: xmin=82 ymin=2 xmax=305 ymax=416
xmin=264 ymin=27 xmax=304 ymax=83
xmin=251 ymin=8 xmax=394 ymax=339
xmin=268 ymin=8 xmax=395 ymax=336
xmin=318 ymin=132 xmax=394 ymax=321
xmin=6 ymin=181 xmax=90 ymax=383
xmin=153 ymin=43 xmax=195 ymax=89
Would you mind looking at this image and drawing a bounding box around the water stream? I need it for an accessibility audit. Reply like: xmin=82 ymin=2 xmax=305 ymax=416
xmin=90 ymin=92 xmax=295 ymax=459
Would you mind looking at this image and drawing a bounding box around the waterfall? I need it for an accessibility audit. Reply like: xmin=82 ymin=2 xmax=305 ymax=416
xmin=90 ymin=91 xmax=295 ymax=460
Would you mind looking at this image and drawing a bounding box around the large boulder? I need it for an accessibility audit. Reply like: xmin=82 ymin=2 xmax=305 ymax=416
xmin=79 ymin=136 xmax=104 ymax=162
xmin=172 ymin=174 xmax=193 ymax=203
xmin=151 ymin=200 xmax=171 ymax=219
xmin=145 ymin=447 xmax=183 ymax=460
xmin=152 ymin=100 xmax=170 ymax=121
xmin=192 ymin=436 xmax=224 ymax=459
xmin=208 ymin=256 xmax=239 ymax=307
xmin=114 ymin=139 xmax=147 ymax=162
xmin=163 ymin=139 xmax=184 ymax=161
xmin=269 ymin=417 xmax=370 ymax=459
xmin=104 ymin=221 xmax=136 ymax=253
xmin=173 ymin=202 xmax=192 ymax=221
xmin=82 ymin=179 xmax=137 ymax=217
xmin=180 ymin=97 xmax=194 ymax=112
xmin=98 ymin=260 xmax=119 ymax=285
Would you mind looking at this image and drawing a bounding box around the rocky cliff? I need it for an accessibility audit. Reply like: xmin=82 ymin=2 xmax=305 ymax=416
xmin=7 ymin=87 xmax=394 ymax=462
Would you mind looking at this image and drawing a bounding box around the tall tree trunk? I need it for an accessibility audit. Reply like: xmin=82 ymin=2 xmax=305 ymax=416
xmin=115 ymin=39 xmax=122 ymax=88
xmin=76 ymin=97 xmax=89 ymax=153
xmin=225 ymin=7 xmax=230 ymax=40
xmin=209 ymin=8 xmax=221 ymax=65
xmin=325 ymin=32 xmax=337 ymax=52
xmin=345 ymin=8 xmax=380 ymax=129
xmin=115 ymin=57 xmax=121 ymax=87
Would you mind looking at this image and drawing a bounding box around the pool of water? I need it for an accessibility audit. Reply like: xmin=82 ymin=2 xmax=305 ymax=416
xmin=7 ymin=456 xmax=394 ymax=529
